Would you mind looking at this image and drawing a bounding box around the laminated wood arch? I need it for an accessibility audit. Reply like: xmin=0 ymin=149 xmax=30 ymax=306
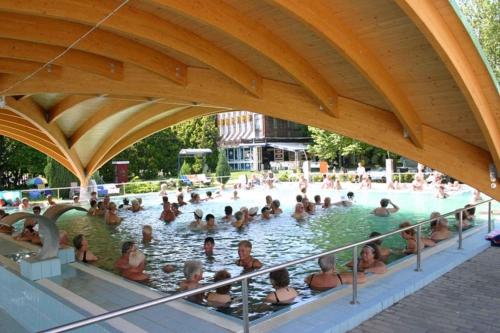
xmin=0 ymin=0 xmax=497 ymax=198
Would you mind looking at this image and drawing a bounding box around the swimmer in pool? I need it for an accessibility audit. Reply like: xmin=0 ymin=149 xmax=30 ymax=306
xmin=236 ymin=240 xmax=262 ymax=270
xmin=264 ymin=268 xmax=297 ymax=305
xmin=372 ymin=198 xmax=399 ymax=217
xmin=189 ymin=209 xmax=205 ymax=229
xmin=114 ymin=241 xmax=149 ymax=282
xmin=292 ymin=202 xmax=307 ymax=221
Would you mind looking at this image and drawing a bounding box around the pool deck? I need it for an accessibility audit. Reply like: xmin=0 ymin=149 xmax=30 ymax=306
xmin=348 ymin=245 xmax=500 ymax=333
xmin=0 ymin=221 xmax=497 ymax=333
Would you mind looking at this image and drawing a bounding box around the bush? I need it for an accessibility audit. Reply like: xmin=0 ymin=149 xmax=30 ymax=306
xmin=179 ymin=161 xmax=192 ymax=175
xmin=192 ymin=157 xmax=204 ymax=174
xmin=393 ymin=173 xmax=414 ymax=183
xmin=312 ymin=174 xmax=323 ymax=182
xmin=215 ymin=150 xmax=231 ymax=184
xmin=278 ymin=172 xmax=290 ymax=182
xmin=124 ymin=181 xmax=161 ymax=194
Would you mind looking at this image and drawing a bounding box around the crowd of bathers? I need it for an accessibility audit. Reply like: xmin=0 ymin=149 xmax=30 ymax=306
xmin=0 ymin=175 xmax=482 ymax=308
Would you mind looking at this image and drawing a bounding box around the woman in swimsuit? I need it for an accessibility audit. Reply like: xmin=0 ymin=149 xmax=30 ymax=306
xmin=235 ymin=240 xmax=262 ymax=270
xmin=264 ymin=268 xmax=297 ymax=304
xmin=305 ymin=254 xmax=366 ymax=291
xmin=73 ymin=234 xmax=98 ymax=263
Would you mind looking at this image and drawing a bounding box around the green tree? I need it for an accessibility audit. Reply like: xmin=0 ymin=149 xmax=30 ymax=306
xmin=98 ymin=128 xmax=181 ymax=181
xmin=179 ymin=160 xmax=192 ymax=175
xmin=44 ymin=157 xmax=78 ymax=198
xmin=172 ymin=116 xmax=220 ymax=171
xmin=215 ymin=150 xmax=231 ymax=184
xmin=308 ymin=127 xmax=396 ymax=168
xmin=458 ymin=0 xmax=499 ymax=81
xmin=0 ymin=136 xmax=47 ymax=189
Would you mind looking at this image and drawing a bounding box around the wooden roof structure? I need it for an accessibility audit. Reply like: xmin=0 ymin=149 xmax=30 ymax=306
xmin=0 ymin=0 xmax=498 ymax=198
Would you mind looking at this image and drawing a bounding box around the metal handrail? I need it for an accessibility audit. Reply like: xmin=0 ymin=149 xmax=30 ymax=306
xmin=39 ymin=199 xmax=495 ymax=333
xmin=12 ymin=171 xmax=426 ymax=197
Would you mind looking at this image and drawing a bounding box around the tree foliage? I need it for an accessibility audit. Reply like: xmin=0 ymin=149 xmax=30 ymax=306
xmin=307 ymin=127 xmax=395 ymax=167
xmin=44 ymin=157 xmax=78 ymax=188
xmin=172 ymin=115 xmax=220 ymax=170
xmin=215 ymin=149 xmax=231 ymax=184
xmin=97 ymin=116 xmax=219 ymax=181
xmin=458 ymin=0 xmax=499 ymax=81
xmin=0 ymin=136 xmax=46 ymax=189
xmin=179 ymin=160 xmax=192 ymax=175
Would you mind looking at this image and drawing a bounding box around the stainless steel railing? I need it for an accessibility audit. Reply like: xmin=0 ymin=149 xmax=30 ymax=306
xmin=39 ymin=199 xmax=495 ymax=333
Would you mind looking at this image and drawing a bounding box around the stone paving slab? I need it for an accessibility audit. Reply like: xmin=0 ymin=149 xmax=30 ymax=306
xmin=349 ymin=246 xmax=500 ymax=333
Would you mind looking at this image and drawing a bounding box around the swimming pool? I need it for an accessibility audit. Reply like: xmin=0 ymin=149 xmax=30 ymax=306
xmin=7 ymin=183 xmax=489 ymax=321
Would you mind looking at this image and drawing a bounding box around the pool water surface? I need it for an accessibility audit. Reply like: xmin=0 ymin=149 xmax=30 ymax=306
xmin=8 ymin=183 xmax=489 ymax=321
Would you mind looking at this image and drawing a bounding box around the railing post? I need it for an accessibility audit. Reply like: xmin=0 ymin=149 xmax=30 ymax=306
xmin=57 ymin=188 xmax=60 ymax=200
xmin=458 ymin=210 xmax=463 ymax=250
xmin=488 ymin=201 xmax=492 ymax=233
xmin=123 ymin=184 xmax=126 ymax=195
xmin=241 ymin=278 xmax=250 ymax=333
xmin=350 ymin=245 xmax=359 ymax=304
xmin=415 ymin=225 xmax=422 ymax=272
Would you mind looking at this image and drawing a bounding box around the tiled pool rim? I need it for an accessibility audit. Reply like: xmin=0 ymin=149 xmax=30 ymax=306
xmin=0 ymin=221 xmax=494 ymax=333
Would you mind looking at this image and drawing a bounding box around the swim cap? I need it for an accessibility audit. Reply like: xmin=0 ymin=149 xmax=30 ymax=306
xmin=194 ymin=209 xmax=203 ymax=219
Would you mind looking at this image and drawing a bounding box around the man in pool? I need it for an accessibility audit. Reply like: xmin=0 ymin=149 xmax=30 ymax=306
xmin=236 ymin=240 xmax=262 ymax=270
xmin=204 ymin=237 xmax=215 ymax=256
xmin=232 ymin=211 xmax=245 ymax=229
xmin=115 ymin=241 xmax=149 ymax=282
xmin=160 ymin=202 xmax=176 ymax=222
xmin=204 ymin=214 xmax=217 ymax=230
xmin=142 ymin=225 xmax=153 ymax=243
xmin=189 ymin=209 xmax=204 ymax=229
xmin=221 ymin=205 xmax=234 ymax=222
xmin=372 ymin=198 xmax=399 ymax=217
xmin=260 ymin=206 xmax=272 ymax=220
xmin=271 ymin=200 xmax=283 ymax=216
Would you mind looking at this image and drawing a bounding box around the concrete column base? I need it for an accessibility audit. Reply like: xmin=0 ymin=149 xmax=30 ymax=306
xmin=20 ymin=257 xmax=61 ymax=280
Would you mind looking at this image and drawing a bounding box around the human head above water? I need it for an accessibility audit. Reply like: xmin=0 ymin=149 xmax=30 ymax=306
xmin=183 ymin=260 xmax=203 ymax=280
xmin=269 ymin=268 xmax=290 ymax=289
xmin=380 ymin=198 xmax=390 ymax=207
xmin=224 ymin=206 xmax=233 ymax=215
xmin=318 ymin=254 xmax=336 ymax=272
xmin=121 ymin=241 xmax=135 ymax=255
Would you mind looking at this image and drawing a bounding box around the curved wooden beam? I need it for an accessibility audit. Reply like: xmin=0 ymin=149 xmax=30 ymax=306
xmin=0 ymin=38 xmax=123 ymax=80
xmin=69 ymin=99 xmax=155 ymax=148
xmin=1 ymin=66 xmax=497 ymax=198
xmin=0 ymin=117 xmax=56 ymax=147
xmin=94 ymin=106 xmax=223 ymax=172
xmin=0 ymin=0 xmax=261 ymax=97
xmin=85 ymin=104 xmax=192 ymax=175
xmin=0 ymin=129 xmax=72 ymax=171
xmin=0 ymin=58 xmax=62 ymax=77
xmin=0 ymin=11 xmax=187 ymax=85
xmin=397 ymin=0 xmax=500 ymax=174
xmin=48 ymin=95 xmax=99 ymax=123
xmin=150 ymin=0 xmax=337 ymax=115
xmin=4 ymin=96 xmax=84 ymax=178
xmin=0 ymin=123 xmax=59 ymax=152
xmin=266 ymin=0 xmax=423 ymax=147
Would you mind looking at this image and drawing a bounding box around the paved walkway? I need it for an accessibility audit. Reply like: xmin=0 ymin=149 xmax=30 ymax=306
xmin=349 ymin=246 xmax=500 ymax=333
